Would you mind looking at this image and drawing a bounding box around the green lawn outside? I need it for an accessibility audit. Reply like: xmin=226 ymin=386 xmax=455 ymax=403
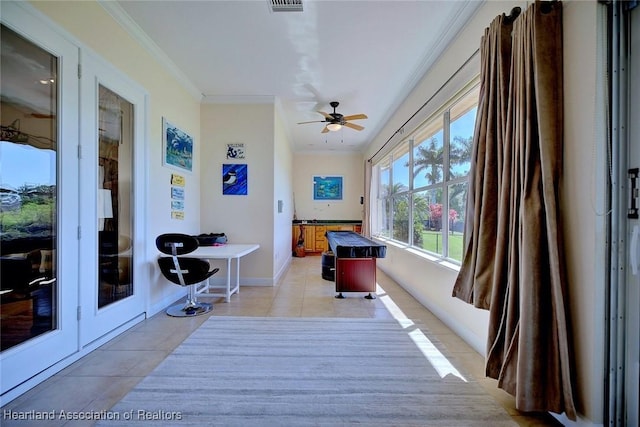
xmin=420 ymin=230 xmax=464 ymax=262
xmin=0 ymin=200 xmax=55 ymax=239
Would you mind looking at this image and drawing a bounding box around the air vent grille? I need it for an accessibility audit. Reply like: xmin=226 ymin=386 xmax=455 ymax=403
xmin=270 ymin=0 xmax=303 ymax=12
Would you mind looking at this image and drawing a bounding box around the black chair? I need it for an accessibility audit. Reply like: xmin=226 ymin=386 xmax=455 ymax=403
xmin=156 ymin=233 xmax=219 ymax=317
xmin=99 ymin=232 xmax=132 ymax=302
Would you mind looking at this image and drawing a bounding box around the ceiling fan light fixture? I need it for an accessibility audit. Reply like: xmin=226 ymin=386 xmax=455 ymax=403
xmin=297 ymin=100 xmax=367 ymax=134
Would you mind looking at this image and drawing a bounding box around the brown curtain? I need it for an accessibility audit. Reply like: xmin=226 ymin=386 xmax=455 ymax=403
xmin=452 ymin=1 xmax=576 ymax=420
xmin=452 ymin=11 xmax=513 ymax=308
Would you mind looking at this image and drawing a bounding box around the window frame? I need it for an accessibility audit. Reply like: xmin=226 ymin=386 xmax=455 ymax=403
xmin=372 ymin=81 xmax=479 ymax=264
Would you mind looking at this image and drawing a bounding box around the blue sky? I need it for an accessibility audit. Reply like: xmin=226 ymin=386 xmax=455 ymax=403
xmin=0 ymin=141 xmax=56 ymax=188
xmin=388 ymin=107 xmax=476 ymax=189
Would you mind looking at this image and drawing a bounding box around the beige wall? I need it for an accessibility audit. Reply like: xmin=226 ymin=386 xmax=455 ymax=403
xmin=562 ymin=1 xmax=606 ymax=421
xmin=364 ymin=0 xmax=604 ymax=424
xmin=292 ymin=152 xmax=364 ymax=221
xmin=200 ymin=103 xmax=275 ymax=284
xmin=274 ymin=105 xmax=294 ymax=278
xmin=199 ymin=101 xmax=295 ymax=283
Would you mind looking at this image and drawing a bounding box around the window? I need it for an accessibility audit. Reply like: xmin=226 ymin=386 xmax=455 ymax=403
xmin=376 ymin=157 xmax=391 ymax=238
xmin=372 ymin=84 xmax=478 ymax=263
xmin=391 ymin=145 xmax=410 ymax=243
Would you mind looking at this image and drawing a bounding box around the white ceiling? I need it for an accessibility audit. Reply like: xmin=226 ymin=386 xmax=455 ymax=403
xmin=110 ymin=0 xmax=481 ymax=153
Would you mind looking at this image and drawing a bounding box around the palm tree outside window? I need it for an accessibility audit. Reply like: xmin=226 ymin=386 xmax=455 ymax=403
xmin=373 ymin=83 xmax=478 ymax=262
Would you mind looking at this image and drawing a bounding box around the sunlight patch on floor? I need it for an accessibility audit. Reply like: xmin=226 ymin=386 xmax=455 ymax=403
xmin=377 ymin=284 xmax=467 ymax=382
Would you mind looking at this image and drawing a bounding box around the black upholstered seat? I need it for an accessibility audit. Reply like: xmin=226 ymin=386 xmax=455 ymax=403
xmin=156 ymin=233 xmax=219 ymax=317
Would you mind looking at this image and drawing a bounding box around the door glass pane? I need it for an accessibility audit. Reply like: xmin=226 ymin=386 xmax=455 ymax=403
xmin=98 ymin=86 xmax=133 ymax=308
xmin=1 ymin=25 xmax=58 ymax=351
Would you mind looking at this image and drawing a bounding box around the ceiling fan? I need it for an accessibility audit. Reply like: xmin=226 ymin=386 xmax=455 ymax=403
xmin=297 ymin=101 xmax=368 ymax=133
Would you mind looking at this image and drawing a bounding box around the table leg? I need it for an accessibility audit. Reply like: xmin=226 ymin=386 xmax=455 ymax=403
xmin=226 ymin=258 xmax=231 ymax=302
xmin=236 ymin=257 xmax=241 ymax=295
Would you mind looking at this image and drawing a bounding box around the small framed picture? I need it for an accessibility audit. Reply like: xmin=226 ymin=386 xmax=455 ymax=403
xmin=226 ymin=143 xmax=245 ymax=159
xmin=313 ymin=176 xmax=343 ymax=201
xmin=171 ymin=186 xmax=184 ymax=200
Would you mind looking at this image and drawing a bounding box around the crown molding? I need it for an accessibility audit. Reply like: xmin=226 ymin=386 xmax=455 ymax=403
xmin=97 ymin=0 xmax=203 ymax=102
xmin=368 ymin=0 xmax=482 ymax=144
xmin=403 ymin=1 xmax=481 ymax=100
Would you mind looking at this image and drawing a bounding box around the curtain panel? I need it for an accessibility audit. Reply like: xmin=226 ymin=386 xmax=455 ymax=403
xmin=452 ymin=1 xmax=576 ymax=420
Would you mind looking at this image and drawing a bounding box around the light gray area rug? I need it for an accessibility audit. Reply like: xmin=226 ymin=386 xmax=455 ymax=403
xmin=98 ymin=317 xmax=516 ymax=426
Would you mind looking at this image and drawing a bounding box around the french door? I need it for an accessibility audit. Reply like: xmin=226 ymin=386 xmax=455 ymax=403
xmin=0 ymin=4 xmax=80 ymax=395
xmin=1 ymin=2 xmax=147 ymax=401
xmin=78 ymin=51 xmax=147 ymax=347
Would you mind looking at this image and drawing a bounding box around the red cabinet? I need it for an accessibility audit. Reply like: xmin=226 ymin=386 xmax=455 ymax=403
xmin=335 ymin=257 xmax=376 ymax=296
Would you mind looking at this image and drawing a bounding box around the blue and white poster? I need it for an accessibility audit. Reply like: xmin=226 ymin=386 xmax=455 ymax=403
xmin=163 ymin=118 xmax=193 ymax=172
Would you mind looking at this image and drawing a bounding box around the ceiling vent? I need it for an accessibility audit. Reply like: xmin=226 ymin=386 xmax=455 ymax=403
xmin=270 ymin=0 xmax=303 ymax=12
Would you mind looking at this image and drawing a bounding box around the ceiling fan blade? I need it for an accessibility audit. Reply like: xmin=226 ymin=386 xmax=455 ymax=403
xmin=321 ymin=126 xmax=330 ymax=134
xmin=318 ymin=111 xmax=333 ymax=120
xmin=342 ymin=114 xmax=368 ymax=121
xmin=297 ymin=120 xmax=325 ymax=124
xmin=343 ymin=122 xmax=365 ymax=131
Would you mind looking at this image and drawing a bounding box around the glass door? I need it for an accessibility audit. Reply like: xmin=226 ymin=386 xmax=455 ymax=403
xmin=97 ymin=85 xmax=134 ymax=309
xmin=0 ymin=7 xmax=79 ymax=397
xmin=79 ymin=52 xmax=146 ymax=347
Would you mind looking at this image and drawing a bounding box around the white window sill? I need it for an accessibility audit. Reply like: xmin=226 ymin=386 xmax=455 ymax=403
xmin=371 ymin=236 xmax=461 ymax=273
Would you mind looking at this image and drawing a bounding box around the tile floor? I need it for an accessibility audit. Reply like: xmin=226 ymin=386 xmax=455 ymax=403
xmin=2 ymin=256 xmax=561 ymax=426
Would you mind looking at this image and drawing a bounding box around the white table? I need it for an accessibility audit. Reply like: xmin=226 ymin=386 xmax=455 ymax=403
xmin=189 ymin=244 xmax=259 ymax=302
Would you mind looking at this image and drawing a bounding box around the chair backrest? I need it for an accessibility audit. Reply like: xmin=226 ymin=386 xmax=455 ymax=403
xmin=155 ymin=233 xmax=199 ymax=256
xmin=156 ymin=234 xmax=216 ymax=287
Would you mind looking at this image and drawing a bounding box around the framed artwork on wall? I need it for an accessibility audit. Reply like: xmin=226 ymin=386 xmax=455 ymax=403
xmin=313 ymin=175 xmax=343 ymax=201
xmin=223 ymin=163 xmax=248 ymax=195
xmin=226 ymin=143 xmax=245 ymax=159
xmin=162 ymin=117 xmax=193 ymax=173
